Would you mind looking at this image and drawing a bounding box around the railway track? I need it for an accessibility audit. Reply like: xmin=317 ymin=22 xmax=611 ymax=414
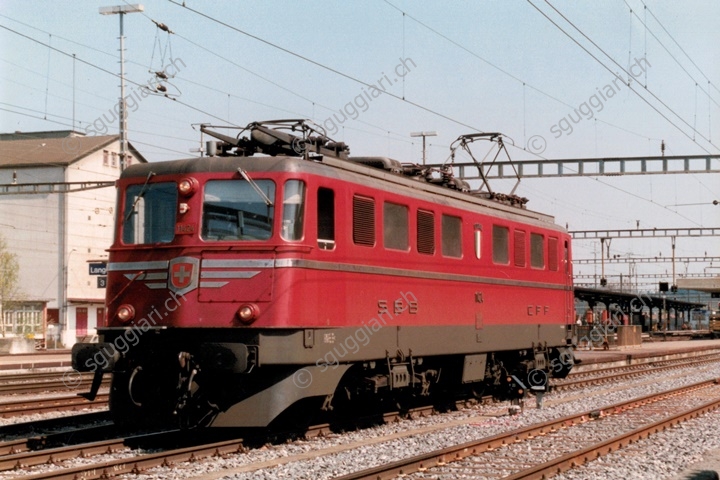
xmin=335 ymin=379 xmax=720 ymax=479
xmin=0 ymin=401 xmax=462 ymax=479
xmin=0 ymin=411 xmax=111 ymax=449
xmin=0 ymin=393 xmax=108 ymax=418
xmin=2 ymin=354 xmax=719 ymax=478
xmin=553 ymin=351 xmax=720 ymax=391
xmin=0 ymin=371 xmax=110 ymax=395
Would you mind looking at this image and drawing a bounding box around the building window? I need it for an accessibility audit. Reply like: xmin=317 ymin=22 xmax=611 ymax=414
xmin=441 ymin=214 xmax=462 ymax=258
xmin=111 ymin=152 xmax=117 ymax=168
xmin=353 ymin=195 xmax=375 ymax=246
xmin=492 ymin=225 xmax=509 ymax=264
xmin=281 ymin=180 xmax=306 ymax=241
xmin=548 ymin=237 xmax=558 ymax=271
xmin=317 ymin=188 xmax=335 ymax=250
xmin=126 ymin=155 xmax=133 ymax=166
xmin=384 ymin=202 xmax=409 ymax=251
xmin=531 ymin=233 xmax=545 ymax=269
xmin=103 ymin=150 xmax=109 ymax=166
xmin=514 ymin=230 xmax=526 ymax=267
xmin=417 ymin=210 xmax=435 ymax=255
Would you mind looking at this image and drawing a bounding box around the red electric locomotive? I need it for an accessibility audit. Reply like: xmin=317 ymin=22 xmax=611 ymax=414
xmin=72 ymin=120 xmax=575 ymax=429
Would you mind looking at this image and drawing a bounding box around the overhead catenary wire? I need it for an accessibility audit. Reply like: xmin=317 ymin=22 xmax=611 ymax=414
xmin=164 ymin=0 xmax=485 ymax=134
xmin=159 ymin=1 xmax=714 ymax=229
xmin=528 ymin=0 xmax=717 ymax=154
xmin=101 ymin=1 xmax=481 ymax=154
xmin=382 ymin=0 xmax=665 ymax=150
xmin=639 ymin=0 xmax=719 ymax=94
xmin=622 ymin=0 xmax=720 ymax=109
xmin=0 ymin=21 xmax=417 ymax=160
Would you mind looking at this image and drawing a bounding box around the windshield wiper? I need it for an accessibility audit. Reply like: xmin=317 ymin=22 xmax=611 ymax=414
xmin=124 ymin=171 xmax=156 ymax=223
xmin=237 ymin=168 xmax=274 ymax=206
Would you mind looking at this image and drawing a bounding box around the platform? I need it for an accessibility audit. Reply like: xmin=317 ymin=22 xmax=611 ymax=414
xmin=573 ymin=339 xmax=720 ymax=372
xmin=0 ymin=350 xmax=72 ymax=372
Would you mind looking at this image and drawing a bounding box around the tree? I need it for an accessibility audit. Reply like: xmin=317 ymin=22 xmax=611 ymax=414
xmin=0 ymin=234 xmax=21 ymax=330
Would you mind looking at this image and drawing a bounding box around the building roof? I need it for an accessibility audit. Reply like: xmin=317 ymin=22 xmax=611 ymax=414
xmin=0 ymin=131 xmax=147 ymax=168
xmin=677 ymin=277 xmax=720 ymax=295
xmin=0 ymin=130 xmax=86 ymax=141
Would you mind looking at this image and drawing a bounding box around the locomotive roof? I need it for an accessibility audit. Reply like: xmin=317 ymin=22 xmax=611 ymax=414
xmin=121 ymin=154 xmax=562 ymax=229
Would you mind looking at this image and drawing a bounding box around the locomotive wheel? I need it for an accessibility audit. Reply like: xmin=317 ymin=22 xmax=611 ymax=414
xmin=109 ymin=367 xmax=177 ymax=430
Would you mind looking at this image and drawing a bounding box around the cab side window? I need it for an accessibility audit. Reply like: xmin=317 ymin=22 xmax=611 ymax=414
xmin=317 ymin=187 xmax=335 ymax=249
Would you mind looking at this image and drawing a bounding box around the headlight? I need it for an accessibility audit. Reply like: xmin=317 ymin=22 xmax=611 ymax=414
xmin=237 ymin=304 xmax=259 ymax=324
xmin=116 ymin=304 xmax=135 ymax=323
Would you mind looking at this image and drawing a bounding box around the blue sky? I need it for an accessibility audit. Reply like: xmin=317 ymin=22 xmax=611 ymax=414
xmin=1 ymin=1 xmax=718 ymax=288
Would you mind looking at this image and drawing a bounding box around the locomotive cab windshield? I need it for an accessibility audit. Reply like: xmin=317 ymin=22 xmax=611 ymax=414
xmin=202 ymin=179 xmax=276 ymax=241
xmin=123 ymin=181 xmax=177 ymax=244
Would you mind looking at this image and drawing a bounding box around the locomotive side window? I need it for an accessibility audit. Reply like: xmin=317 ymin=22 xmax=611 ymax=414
xmin=513 ymin=230 xmax=526 ymax=267
xmin=317 ymin=187 xmax=335 ymax=250
xmin=384 ymin=202 xmax=409 ymax=251
xmin=548 ymin=237 xmax=559 ymax=271
xmin=122 ymin=182 xmax=177 ymax=244
xmin=492 ymin=225 xmax=509 ymax=264
xmin=530 ymin=233 xmax=545 ymax=269
xmin=281 ymin=180 xmax=306 ymax=241
xmin=441 ymin=214 xmax=462 ymax=258
xmin=353 ymin=195 xmax=375 ymax=246
xmin=202 ymin=180 xmax=275 ymax=241
xmin=417 ymin=210 xmax=435 ymax=255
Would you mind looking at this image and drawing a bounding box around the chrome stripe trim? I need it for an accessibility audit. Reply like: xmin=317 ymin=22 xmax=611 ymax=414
xmin=202 ymin=259 xmax=274 ymax=268
xmin=124 ymin=272 xmax=168 ymax=281
xmin=200 ymin=281 xmax=229 ymax=288
xmin=109 ymin=261 xmax=169 ymax=271
xmin=201 ymin=271 xmax=260 ymax=279
xmin=274 ymin=258 xmax=568 ymax=291
xmin=145 ymin=283 xmax=167 ymax=289
xmin=112 ymin=257 xmax=566 ymax=291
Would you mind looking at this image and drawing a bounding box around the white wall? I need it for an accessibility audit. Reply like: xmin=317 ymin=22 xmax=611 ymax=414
xmin=65 ymin=147 xmax=120 ymax=303
xmin=1 ymin=140 xmax=125 ymax=347
xmin=0 ymin=166 xmax=62 ymax=306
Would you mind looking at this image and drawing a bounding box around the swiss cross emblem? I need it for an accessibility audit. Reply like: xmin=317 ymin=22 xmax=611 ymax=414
xmin=168 ymin=257 xmax=199 ymax=295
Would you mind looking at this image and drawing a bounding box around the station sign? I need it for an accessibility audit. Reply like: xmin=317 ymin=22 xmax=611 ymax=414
xmin=97 ymin=276 xmax=107 ymax=288
xmin=89 ymin=262 xmax=107 ymax=275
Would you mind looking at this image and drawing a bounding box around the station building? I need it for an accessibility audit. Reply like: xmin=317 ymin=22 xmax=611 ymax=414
xmin=0 ymin=130 xmax=147 ymax=349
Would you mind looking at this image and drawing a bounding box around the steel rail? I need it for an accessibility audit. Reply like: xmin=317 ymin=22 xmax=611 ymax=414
xmin=0 ymin=436 xmax=127 ymax=472
xmin=0 ymin=411 xmax=110 ymax=442
xmin=0 ymin=379 xmax=110 ymax=395
xmin=15 ymin=437 xmax=247 ymax=479
xmin=0 ymin=394 xmax=108 ymax=417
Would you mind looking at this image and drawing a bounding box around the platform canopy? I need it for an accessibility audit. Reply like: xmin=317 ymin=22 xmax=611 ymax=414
xmin=574 ymin=287 xmax=705 ymax=313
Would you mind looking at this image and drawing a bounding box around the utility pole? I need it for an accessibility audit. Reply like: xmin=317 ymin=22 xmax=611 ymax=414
xmin=99 ymin=4 xmax=144 ymax=171
xmin=410 ymin=131 xmax=437 ymax=165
